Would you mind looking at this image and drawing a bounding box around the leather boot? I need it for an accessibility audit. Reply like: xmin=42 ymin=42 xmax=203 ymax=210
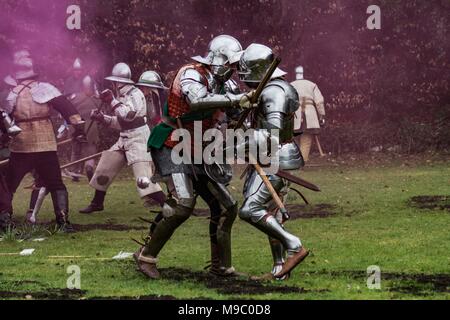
xmin=79 ymin=190 xmax=105 ymax=214
xmin=274 ymin=247 xmax=309 ymax=279
xmin=133 ymin=247 xmax=160 ymax=279
xmin=51 ymin=189 xmax=75 ymax=233
xmin=79 ymin=203 xmax=104 ymax=214
xmin=0 ymin=211 xmax=14 ymax=232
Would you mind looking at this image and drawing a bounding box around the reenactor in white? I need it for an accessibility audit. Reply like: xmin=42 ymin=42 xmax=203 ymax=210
xmin=291 ymin=66 xmax=326 ymax=162
xmin=79 ymin=63 xmax=165 ymax=214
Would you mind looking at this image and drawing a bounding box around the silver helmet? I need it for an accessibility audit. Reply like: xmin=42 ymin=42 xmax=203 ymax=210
xmin=13 ymin=49 xmax=38 ymax=80
xmin=136 ymin=71 xmax=168 ymax=90
xmin=192 ymin=35 xmax=243 ymax=81
xmin=295 ymin=66 xmax=304 ymax=80
xmin=238 ymin=44 xmax=286 ymax=83
xmin=73 ymin=58 xmax=82 ymax=70
xmin=82 ymin=75 xmax=97 ymax=93
xmin=105 ymin=62 xmax=134 ymax=84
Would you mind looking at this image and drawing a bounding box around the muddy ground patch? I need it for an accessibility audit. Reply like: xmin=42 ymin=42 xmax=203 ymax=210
xmin=408 ymin=196 xmax=450 ymax=212
xmin=159 ymin=267 xmax=327 ymax=296
xmin=0 ymin=288 xmax=86 ymax=299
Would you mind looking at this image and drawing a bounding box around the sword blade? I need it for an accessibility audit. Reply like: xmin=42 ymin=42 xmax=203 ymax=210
xmin=276 ymin=170 xmax=321 ymax=192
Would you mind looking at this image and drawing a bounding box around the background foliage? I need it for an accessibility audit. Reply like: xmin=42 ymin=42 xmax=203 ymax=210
xmin=0 ymin=0 xmax=449 ymax=153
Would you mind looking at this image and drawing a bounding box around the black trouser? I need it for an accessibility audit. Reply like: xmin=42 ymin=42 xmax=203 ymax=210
xmin=7 ymin=151 xmax=66 ymax=194
xmin=0 ymin=171 xmax=12 ymax=213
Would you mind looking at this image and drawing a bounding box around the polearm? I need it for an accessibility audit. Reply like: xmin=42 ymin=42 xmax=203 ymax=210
xmin=60 ymin=151 xmax=103 ymax=170
xmin=237 ymin=58 xmax=321 ymax=221
xmin=234 ymin=57 xmax=282 ymax=130
xmin=315 ymin=135 xmax=325 ymax=157
xmin=248 ymin=153 xmax=291 ymax=221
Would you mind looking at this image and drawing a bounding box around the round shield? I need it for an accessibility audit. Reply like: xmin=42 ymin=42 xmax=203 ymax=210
xmin=204 ymin=162 xmax=233 ymax=185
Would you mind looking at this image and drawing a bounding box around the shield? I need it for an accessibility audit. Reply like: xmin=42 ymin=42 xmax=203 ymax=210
xmin=204 ymin=162 xmax=233 ymax=185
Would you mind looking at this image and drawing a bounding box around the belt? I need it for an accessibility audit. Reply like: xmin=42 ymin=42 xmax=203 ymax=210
xmin=15 ymin=116 xmax=50 ymax=123
xmin=118 ymin=116 xmax=147 ymax=131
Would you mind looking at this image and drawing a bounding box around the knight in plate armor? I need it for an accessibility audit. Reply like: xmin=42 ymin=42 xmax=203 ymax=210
xmin=79 ymin=63 xmax=166 ymax=215
xmin=134 ymin=35 xmax=245 ymax=279
xmin=3 ymin=49 xmax=85 ymax=233
xmin=236 ymin=44 xmax=310 ymax=279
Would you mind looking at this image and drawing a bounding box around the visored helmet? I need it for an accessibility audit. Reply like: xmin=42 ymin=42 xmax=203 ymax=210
xmin=238 ymin=43 xmax=286 ymax=83
xmin=136 ymin=71 xmax=168 ymax=90
xmin=192 ymin=35 xmax=243 ymax=81
xmin=105 ymin=62 xmax=134 ymax=84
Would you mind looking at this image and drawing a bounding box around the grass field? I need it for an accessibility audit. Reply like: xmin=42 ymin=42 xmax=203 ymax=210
xmin=0 ymin=154 xmax=449 ymax=300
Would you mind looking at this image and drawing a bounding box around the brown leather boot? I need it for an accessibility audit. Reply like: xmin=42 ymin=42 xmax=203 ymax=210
xmin=133 ymin=248 xmax=160 ymax=280
xmin=251 ymin=264 xmax=290 ymax=281
xmin=274 ymin=247 xmax=309 ymax=279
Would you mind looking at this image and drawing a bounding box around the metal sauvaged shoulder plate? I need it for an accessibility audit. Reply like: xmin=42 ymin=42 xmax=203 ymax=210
xmin=204 ymin=162 xmax=233 ymax=185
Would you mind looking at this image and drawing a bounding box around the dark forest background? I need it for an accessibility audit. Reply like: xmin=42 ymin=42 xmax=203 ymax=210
xmin=0 ymin=0 xmax=449 ymax=154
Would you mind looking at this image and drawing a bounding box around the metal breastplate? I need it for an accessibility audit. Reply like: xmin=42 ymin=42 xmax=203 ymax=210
xmin=164 ymin=64 xmax=216 ymax=148
xmin=254 ymin=112 xmax=294 ymax=142
xmin=255 ymin=79 xmax=299 ymax=143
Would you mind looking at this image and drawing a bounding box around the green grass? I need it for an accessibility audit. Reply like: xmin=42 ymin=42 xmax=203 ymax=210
xmin=1 ymin=156 xmax=449 ymax=300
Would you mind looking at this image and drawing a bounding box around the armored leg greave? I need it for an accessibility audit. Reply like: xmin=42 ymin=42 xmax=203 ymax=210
xmin=240 ymin=171 xmax=302 ymax=253
xmin=149 ymin=212 xmax=164 ymax=235
xmin=204 ymin=180 xmax=238 ymax=272
xmin=248 ymin=213 xmax=301 ymax=253
xmin=142 ymin=204 xmax=193 ymax=257
xmin=269 ymin=237 xmax=286 ymax=266
xmin=50 ymin=189 xmax=74 ymax=232
xmin=207 ymin=197 xmax=222 ymax=270
xmin=142 ymin=173 xmax=195 ymax=258
xmin=216 ymin=203 xmax=238 ymax=270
